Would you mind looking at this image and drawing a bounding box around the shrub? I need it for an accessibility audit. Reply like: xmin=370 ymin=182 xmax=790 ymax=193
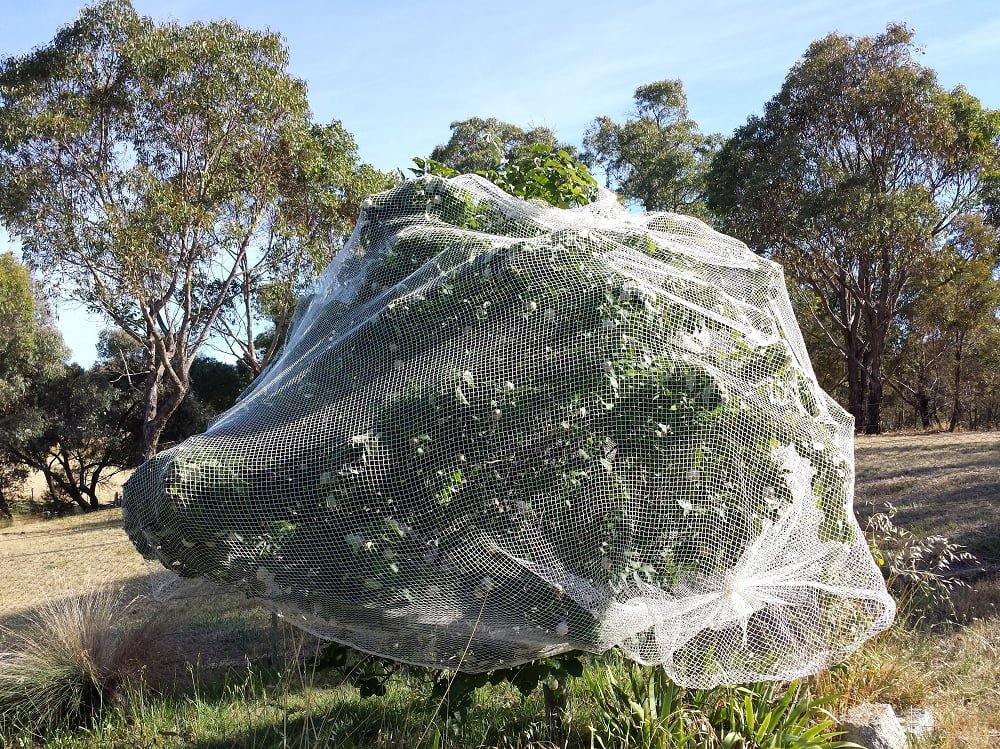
xmin=0 ymin=586 xmax=173 ymax=735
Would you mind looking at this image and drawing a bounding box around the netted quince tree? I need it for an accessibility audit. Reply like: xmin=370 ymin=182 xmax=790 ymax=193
xmin=123 ymin=174 xmax=893 ymax=687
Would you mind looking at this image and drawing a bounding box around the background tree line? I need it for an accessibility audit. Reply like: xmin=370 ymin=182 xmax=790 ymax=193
xmin=1 ymin=2 xmax=997 ymax=513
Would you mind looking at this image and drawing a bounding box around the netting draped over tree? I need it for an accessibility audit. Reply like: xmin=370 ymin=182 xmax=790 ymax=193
xmin=122 ymin=175 xmax=894 ymax=687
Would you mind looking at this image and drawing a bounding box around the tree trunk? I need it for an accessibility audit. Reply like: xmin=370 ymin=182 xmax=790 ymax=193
xmin=863 ymin=370 xmax=883 ymax=434
xmin=844 ymin=336 xmax=866 ymax=431
xmin=142 ymin=386 xmax=188 ymax=463
xmin=66 ymin=481 xmax=90 ymax=511
xmin=948 ymin=336 xmax=964 ymax=433
xmin=140 ymin=359 xmax=191 ymax=462
xmin=0 ymin=491 xmax=11 ymax=519
xmin=916 ymin=391 xmax=933 ymax=430
xmin=859 ymin=316 xmax=886 ymax=435
xmin=140 ymin=365 xmax=162 ymax=463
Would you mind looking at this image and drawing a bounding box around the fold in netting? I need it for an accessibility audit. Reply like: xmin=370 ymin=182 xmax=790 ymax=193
xmin=122 ymin=175 xmax=894 ymax=687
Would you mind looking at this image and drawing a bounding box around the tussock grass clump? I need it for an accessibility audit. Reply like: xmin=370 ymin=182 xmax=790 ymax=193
xmin=0 ymin=586 xmax=173 ymax=734
xmin=807 ymin=628 xmax=934 ymax=713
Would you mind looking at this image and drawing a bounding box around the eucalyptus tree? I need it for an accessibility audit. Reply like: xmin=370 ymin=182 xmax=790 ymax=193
xmin=889 ymin=215 xmax=1000 ymax=431
xmin=0 ymin=0 xmax=389 ymax=459
xmin=0 ymin=253 xmax=67 ymax=515
xmin=430 ymin=117 xmax=573 ymax=174
xmin=706 ymin=25 xmax=1000 ymax=433
xmin=2 ymin=364 xmax=136 ymax=512
xmin=584 ymin=80 xmax=721 ymax=217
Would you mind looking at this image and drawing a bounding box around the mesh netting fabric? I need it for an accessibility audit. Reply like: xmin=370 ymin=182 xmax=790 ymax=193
xmin=122 ymin=175 xmax=894 ymax=686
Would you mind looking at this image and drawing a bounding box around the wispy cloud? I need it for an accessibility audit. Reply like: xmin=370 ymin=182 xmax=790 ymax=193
xmin=925 ymin=17 xmax=1000 ymax=67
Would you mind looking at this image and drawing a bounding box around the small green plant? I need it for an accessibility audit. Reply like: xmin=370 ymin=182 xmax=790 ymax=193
xmin=585 ymin=657 xmax=853 ymax=749
xmin=430 ymin=651 xmax=585 ymax=744
xmin=314 ymin=640 xmax=404 ymax=698
xmin=707 ymin=681 xmax=852 ymax=749
xmin=0 ymin=586 xmax=173 ymax=735
xmin=585 ymin=659 xmax=700 ymax=749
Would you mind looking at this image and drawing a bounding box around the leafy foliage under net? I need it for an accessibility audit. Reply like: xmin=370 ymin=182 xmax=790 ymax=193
xmin=122 ymin=175 xmax=893 ymax=686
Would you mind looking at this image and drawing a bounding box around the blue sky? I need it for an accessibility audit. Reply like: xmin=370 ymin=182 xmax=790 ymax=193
xmin=2 ymin=0 xmax=999 ymax=365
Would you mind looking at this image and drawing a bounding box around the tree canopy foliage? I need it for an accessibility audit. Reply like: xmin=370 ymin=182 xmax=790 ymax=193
xmin=2 ymin=364 xmax=135 ymax=512
xmin=584 ymin=80 xmax=720 ymax=217
xmin=0 ymin=259 xmax=136 ymax=514
xmin=0 ymin=0 xmax=391 ymax=459
xmin=429 ymin=117 xmax=574 ymax=175
xmin=414 ymin=143 xmax=598 ymax=209
xmin=888 ymin=215 xmax=1000 ymax=430
xmin=0 ymin=253 xmax=66 ymax=409
xmin=0 ymin=253 xmax=67 ymax=516
xmin=706 ymin=24 xmax=1000 ymax=433
xmin=2 ymin=1 xmax=999 ymax=489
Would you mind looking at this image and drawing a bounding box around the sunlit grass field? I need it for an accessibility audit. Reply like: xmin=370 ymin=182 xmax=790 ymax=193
xmin=1 ymin=432 xmax=998 ymax=747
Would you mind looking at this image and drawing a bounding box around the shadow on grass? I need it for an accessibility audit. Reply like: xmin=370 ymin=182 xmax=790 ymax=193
xmin=175 ymin=679 xmax=549 ymax=749
xmin=0 ymin=508 xmax=127 ymax=539
xmin=0 ymin=570 xmax=280 ymax=673
xmin=181 ymin=699 xmax=432 ymax=749
xmin=856 ymin=480 xmax=1000 ymax=566
xmin=853 ymin=433 xmax=1000 ymax=568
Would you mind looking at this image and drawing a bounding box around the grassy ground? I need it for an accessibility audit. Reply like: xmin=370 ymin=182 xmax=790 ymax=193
xmin=1 ymin=432 xmax=998 ymax=747
xmin=0 ymin=510 xmax=280 ymax=667
xmin=855 ymin=431 xmax=1000 ymax=568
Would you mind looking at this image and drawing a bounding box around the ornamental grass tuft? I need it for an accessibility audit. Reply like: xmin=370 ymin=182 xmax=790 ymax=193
xmin=0 ymin=585 xmax=173 ymax=735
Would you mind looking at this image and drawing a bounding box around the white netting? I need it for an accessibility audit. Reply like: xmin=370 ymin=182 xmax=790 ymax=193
xmin=122 ymin=175 xmax=894 ymax=686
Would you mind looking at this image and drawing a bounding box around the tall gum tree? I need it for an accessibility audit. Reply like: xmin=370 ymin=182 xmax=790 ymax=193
xmin=706 ymin=24 xmax=1000 ymax=433
xmin=0 ymin=0 xmax=388 ymax=460
xmin=584 ymin=80 xmax=721 ymax=218
xmin=890 ymin=215 xmax=1000 ymax=430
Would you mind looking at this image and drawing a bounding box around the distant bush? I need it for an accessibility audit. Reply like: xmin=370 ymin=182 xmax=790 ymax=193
xmin=0 ymin=587 xmax=173 ymax=735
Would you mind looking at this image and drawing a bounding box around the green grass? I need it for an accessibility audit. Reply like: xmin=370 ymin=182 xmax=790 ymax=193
xmin=1 ymin=650 xmax=858 ymax=749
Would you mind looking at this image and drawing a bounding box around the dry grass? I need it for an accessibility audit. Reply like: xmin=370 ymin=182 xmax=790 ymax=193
xmin=0 ymin=586 xmax=174 ymax=732
xmin=813 ymin=619 xmax=1000 ymax=749
xmin=0 ymin=510 xmax=147 ymax=614
xmin=847 ymin=431 xmax=1000 ymax=749
xmin=0 ymin=509 xmax=281 ymax=669
xmin=854 ymin=431 xmax=1000 ymax=566
xmin=809 ymin=628 xmax=936 ymax=712
xmin=1 ymin=432 xmax=998 ymax=746
xmin=925 ymin=617 xmax=1000 ymax=748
